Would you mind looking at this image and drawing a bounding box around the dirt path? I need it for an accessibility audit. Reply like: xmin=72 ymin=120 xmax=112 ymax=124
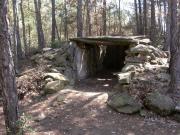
xmin=1 ymin=73 xmax=180 ymax=135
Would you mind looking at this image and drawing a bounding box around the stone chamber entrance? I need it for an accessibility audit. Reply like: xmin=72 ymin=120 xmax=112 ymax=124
xmin=102 ymin=45 xmax=129 ymax=72
xmin=70 ymin=36 xmax=145 ymax=80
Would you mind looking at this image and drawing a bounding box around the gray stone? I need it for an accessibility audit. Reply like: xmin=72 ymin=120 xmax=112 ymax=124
xmin=175 ymin=101 xmax=180 ymax=113
xmin=43 ymin=52 xmax=56 ymax=60
xmin=107 ymin=92 xmax=142 ymax=114
xmin=34 ymin=112 xmax=46 ymax=122
xmin=30 ymin=54 xmax=42 ymax=61
xmin=64 ymin=69 xmax=75 ymax=85
xmin=43 ymin=73 xmax=70 ymax=94
xmin=173 ymin=114 xmax=180 ymax=122
xmin=139 ymin=109 xmax=148 ymax=117
xmin=150 ymin=60 xmax=158 ymax=65
xmin=156 ymin=73 xmax=170 ymax=82
xmin=42 ymin=48 xmax=52 ymax=52
xmin=116 ymin=72 xmax=135 ymax=84
xmin=121 ymin=63 xmax=143 ymax=72
xmin=44 ymin=73 xmax=69 ymax=82
xmin=113 ymin=83 xmax=122 ymax=90
xmin=129 ymin=44 xmax=166 ymax=58
xmin=130 ymin=44 xmax=152 ymax=54
xmin=45 ymin=78 xmax=54 ymax=83
xmin=48 ymin=68 xmax=60 ymax=73
xmin=157 ymin=58 xmax=167 ymax=65
xmin=44 ymin=80 xmax=69 ymax=94
xmin=125 ymin=57 xmax=147 ymax=63
xmin=121 ymin=64 xmax=136 ymax=72
xmin=55 ymin=56 xmax=67 ymax=66
xmin=113 ymin=84 xmax=130 ymax=92
xmin=144 ymin=92 xmax=175 ymax=116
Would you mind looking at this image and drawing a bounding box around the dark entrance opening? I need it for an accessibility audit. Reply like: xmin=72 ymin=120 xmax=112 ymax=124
xmin=102 ymin=45 xmax=129 ymax=72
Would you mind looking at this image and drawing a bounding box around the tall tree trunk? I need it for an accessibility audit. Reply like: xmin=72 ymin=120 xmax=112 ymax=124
xmin=20 ymin=0 xmax=28 ymax=56
xmin=64 ymin=0 xmax=68 ymax=40
xmin=86 ymin=0 xmax=91 ymax=36
xmin=134 ymin=0 xmax=140 ymax=34
xmin=55 ymin=23 xmax=60 ymax=41
xmin=0 ymin=0 xmax=21 ymax=134
xmin=77 ymin=0 xmax=83 ymax=37
xmin=34 ymin=0 xmax=45 ymax=49
xmin=51 ymin=0 xmax=56 ymax=42
xmin=12 ymin=0 xmax=19 ymax=70
xmin=28 ymin=24 xmax=31 ymax=53
xmin=60 ymin=15 xmax=63 ymax=41
xmin=163 ymin=0 xmax=167 ymax=34
xmin=28 ymin=0 xmax=31 ymax=53
xmin=143 ymin=0 xmax=147 ymax=35
xmin=169 ymin=0 xmax=179 ymax=92
xmin=108 ymin=6 xmax=111 ymax=35
xmin=157 ymin=0 xmax=163 ymax=34
xmin=150 ymin=0 xmax=156 ymax=44
xmin=118 ymin=0 xmax=122 ymax=34
xmin=164 ymin=0 xmax=170 ymax=51
xmin=94 ymin=0 xmax=98 ymax=36
xmin=113 ymin=10 xmax=116 ymax=33
xmin=138 ymin=0 xmax=143 ymax=34
xmin=16 ymin=12 xmax=23 ymax=59
xmin=102 ymin=0 xmax=107 ymax=35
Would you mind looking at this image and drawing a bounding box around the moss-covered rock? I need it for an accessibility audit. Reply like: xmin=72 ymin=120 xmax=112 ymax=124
xmin=43 ymin=73 xmax=69 ymax=94
xmin=144 ymin=92 xmax=175 ymax=116
xmin=107 ymin=92 xmax=142 ymax=114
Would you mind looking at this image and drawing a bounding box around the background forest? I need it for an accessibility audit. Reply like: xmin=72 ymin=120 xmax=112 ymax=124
xmin=10 ymin=0 xmax=167 ymax=58
xmin=2 ymin=0 xmax=180 ymax=134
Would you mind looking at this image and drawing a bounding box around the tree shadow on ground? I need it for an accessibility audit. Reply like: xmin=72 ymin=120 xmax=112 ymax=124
xmin=21 ymin=72 xmax=180 ymax=135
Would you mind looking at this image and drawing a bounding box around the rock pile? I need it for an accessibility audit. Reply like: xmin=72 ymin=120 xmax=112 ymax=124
xmin=115 ymin=42 xmax=168 ymax=90
xmin=30 ymin=42 xmax=76 ymax=94
xmin=31 ymin=43 xmax=75 ymax=84
xmin=108 ymin=42 xmax=180 ymax=117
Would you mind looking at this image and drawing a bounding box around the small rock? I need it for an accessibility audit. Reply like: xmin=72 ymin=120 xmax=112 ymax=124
xmin=35 ymin=112 xmax=46 ymax=122
xmin=150 ymin=60 xmax=158 ymax=65
xmin=139 ymin=109 xmax=148 ymax=117
xmin=156 ymin=73 xmax=170 ymax=82
xmin=42 ymin=48 xmax=52 ymax=52
xmin=45 ymin=78 xmax=54 ymax=83
xmin=172 ymin=113 xmax=180 ymax=122
xmin=57 ymin=95 xmax=66 ymax=102
xmin=116 ymin=72 xmax=135 ymax=84
xmin=44 ymin=73 xmax=69 ymax=82
xmin=121 ymin=64 xmax=136 ymax=72
xmin=175 ymin=101 xmax=180 ymax=113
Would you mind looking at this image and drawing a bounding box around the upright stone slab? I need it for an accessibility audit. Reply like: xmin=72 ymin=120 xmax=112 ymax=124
xmin=75 ymin=44 xmax=89 ymax=79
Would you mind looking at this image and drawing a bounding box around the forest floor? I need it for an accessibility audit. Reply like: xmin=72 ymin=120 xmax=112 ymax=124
xmin=1 ymin=72 xmax=180 ymax=135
